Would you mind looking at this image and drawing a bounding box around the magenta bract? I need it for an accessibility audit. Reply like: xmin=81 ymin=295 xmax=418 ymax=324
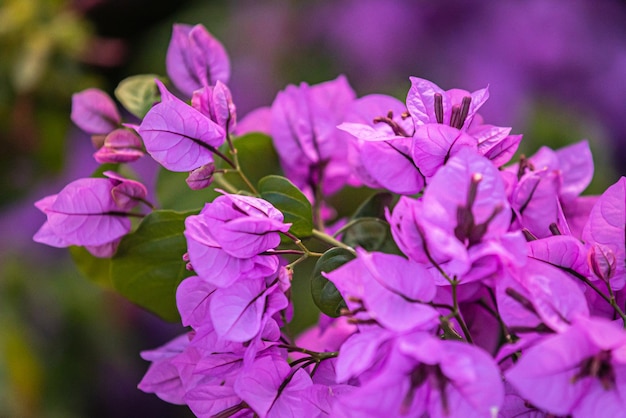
xmin=166 ymin=24 xmax=231 ymax=97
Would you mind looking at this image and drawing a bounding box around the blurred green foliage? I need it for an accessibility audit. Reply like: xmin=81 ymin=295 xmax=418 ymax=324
xmin=0 ymin=0 xmax=100 ymax=206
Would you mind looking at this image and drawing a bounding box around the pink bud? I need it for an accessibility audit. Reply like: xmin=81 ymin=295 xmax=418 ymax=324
xmin=588 ymin=243 xmax=616 ymax=282
xmin=186 ymin=163 xmax=216 ymax=190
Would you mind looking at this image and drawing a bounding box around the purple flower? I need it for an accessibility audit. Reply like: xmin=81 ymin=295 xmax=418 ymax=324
xmin=334 ymin=331 xmax=504 ymax=417
xmin=137 ymin=333 xmax=191 ymax=405
xmin=506 ymin=316 xmax=626 ymax=417
xmin=184 ymin=193 xmax=290 ymax=287
xmin=185 ymin=163 xmax=216 ymax=191
xmin=406 ymin=77 xmax=489 ymax=130
xmin=192 ymin=81 xmax=237 ymax=134
xmin=389 ymin=148 xmax=526 ymax=283
xmin=166 ymin=23 xmax=230 ymax=97
xmin=33 ymin=171 xmax=148 ymax=257
xmin=234 ymin=353 xmax=315 ymax=418
xmin=137 ymin=80 xmax=226 ymax=172
xmin=339 ymin=94 xmax=425 ymax=194
xmin=93 ymin=128 xmax=144 ymax=164
xmin=582 ymin=177 xmax=626 ymax=290
xmin=271 ymin=76 xmax=357 ymax=196
xmin=325 ymin=250 xmax=439 ymax=333
xmin=71 ymin=88 xmax=121 ymax=135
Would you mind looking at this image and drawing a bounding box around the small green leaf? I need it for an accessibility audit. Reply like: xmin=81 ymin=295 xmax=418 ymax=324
xmin=110 ymin=210 xmax=193 ymax=321
xmin=311 ymin=247 xmax=355 ymax=317
xmin=114 ymin=74 xmax=161 ymax=119
xmin=259 ymin=175 xmax=313 ymax=238
xmin=352 ymin=192 xmax=394 ymax=219
xmin=69 ymin=246 xmax=113 ymax=289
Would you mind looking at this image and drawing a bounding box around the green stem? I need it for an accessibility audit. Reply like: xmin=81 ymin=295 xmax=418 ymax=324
xmin=311 ymin=229 xmax=356 ymax=254
xmin=213 ymin=174 xmax=238 ymax=194
xmin=278 ymin=344 xmax=339 ymax=361
xmin=230 ymin=147 xmax=259 ymax=195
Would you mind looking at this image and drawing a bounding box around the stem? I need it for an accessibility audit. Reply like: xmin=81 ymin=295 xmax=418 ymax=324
xmin=311 ymin=229 xmax=356 ymax=254
xmin=212 ymin=146 xmax=236 ymax=168
xmin=230 ymin=146 xmax=259 ymax=195
xmin=213 ymin=174 xmax=238 ymax=194
xmin=444 ymin=278 xmax=474 ymax=344
xmin=279 ymin=344 xmax=339 ymax=361
xmin=605 ymin=279 xmax=626 ymax=328
xmin=312 ymin=183 xmax=325 ymax=231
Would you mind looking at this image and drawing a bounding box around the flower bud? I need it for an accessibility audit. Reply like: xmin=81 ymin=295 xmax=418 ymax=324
xmin=186 ymin=163 xmax=215 ymax=190
xmin=588 ymin=243 xmax=616 ymax=283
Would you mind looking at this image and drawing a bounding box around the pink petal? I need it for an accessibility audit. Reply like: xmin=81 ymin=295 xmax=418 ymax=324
xmin=71 ymin=88 xmax=120 ymax=134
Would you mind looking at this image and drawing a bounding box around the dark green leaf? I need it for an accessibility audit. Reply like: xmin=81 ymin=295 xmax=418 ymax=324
xmin=156 ymin=168 xmax=217 ymax=212
xmin=352 ymin=192 xmax=394 ymax=219
xmin=258 ymin=175 xmax=313 ymax=238
xmin=110 ymin=210 xmax=193 ymax=321
xmin=114 ymin=74 xmax=161 ymax=119
xmin=217 ymin=133 xmax=280 ymax=190
xmin=310 ymin=247 xmax=355 ymax=317
xmin=69 ymin=246 xmax=113 ymax=289
xmin=337 ymin=192 xmax=400 ymax=254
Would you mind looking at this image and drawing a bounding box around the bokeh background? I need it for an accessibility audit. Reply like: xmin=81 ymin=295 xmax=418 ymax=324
xmin=1 ymin=0 xmax=626 ymax=416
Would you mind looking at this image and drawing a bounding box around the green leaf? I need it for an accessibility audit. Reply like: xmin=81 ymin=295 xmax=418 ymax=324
xmin=352 ymin=192 xmax=394 ymax=219
xmin=310 ymin=247 xmax=355 ymax=317
xmin=338 ymin=191 xmax=400 ymax=254
xmin=110 ymin=210 xmax=193 ymax=321
xmin=114 ymin=74 xmax=161 ymax=119
xmin=258 ymin=175 xmax=313 ymax=238
xmin=69 ymin=246 xmax=113 ymax=289
xmin=156 ymin=168 xmax=218 ymax=212
xmin=217 ymin=133 xmax=280 ymax=190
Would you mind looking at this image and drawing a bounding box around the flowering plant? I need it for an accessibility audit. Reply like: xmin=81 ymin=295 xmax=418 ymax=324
xmin=34 ymin=23 xmax=626 ymax=417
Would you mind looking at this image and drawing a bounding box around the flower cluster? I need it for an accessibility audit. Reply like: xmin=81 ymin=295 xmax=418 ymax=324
xmin=34 ymin=23 xmax=626 ymax=417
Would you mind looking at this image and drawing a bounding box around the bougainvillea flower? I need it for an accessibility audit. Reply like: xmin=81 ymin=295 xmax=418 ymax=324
xmin=137 ymin=80 xmax=226 ymax=172
xmin=405 ymin=76 xmax=489 ymax=130
xmin=271 ymin=76 xmax=357 ymax=196
xmin=496 ymin=258 xmax=589 ymax=333
xmin=192 ymin=81 xmax=237 ymax=134
xmin=137 ymin=333 xmax=191 ymax=405
xmin=470 ymin=124 xmax=522 ymax=167
xmin=326 ymin=250 xmax=439 ymax=333
xmin=166 ymin=23 xmax=230 ymax=97
xmin=390 ymin=148 xmax=525 ymax=283
xmin=33 ymin=172 xmax=148 ymax=257
xmin=93 ymin=128 xmax=144 ymax=164
xmin=201 ymin=193 xmax=290 ymax=258
xmin=184 ymin=193 xmax=289 ymax=287
xmin=411 ymin=124 xmax=477 ymax=179
xmin=334 ymin=332 xmax=504 ymax=418
xmin=176 ymin=275 xmax=216 ymax=329
xmin=506 ymin=316 xmax=626 ymax=417
xmin=339 ymin=94 xmax=424 ymax=194
xmin=185 ymin=163 xmax=216 ymax=191
xmin=234 ymin=353 xmax=314 ymax=418
xmin=210 ymin=280 xmax=288 ymax=343
xmin=71 ymin=88 xmax=121 ymax=135
xmin=582 ymin=177 xmax=626 ymax=290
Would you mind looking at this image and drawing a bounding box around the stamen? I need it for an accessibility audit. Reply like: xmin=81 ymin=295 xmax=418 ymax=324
xmin=434 ymin=93 xmax=444 ymax=124
xmin=401 ymin=111 xmax=411 ymax=120
xmin=373 ymin=115 xmax=410 ymax=137
xmin=549 ymin=223 xmax=562 ymax=236
xmin=449 ymin=105 xmax=460 ymax=128
xmin=457 ymin=96 xmax=471 ymax=129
